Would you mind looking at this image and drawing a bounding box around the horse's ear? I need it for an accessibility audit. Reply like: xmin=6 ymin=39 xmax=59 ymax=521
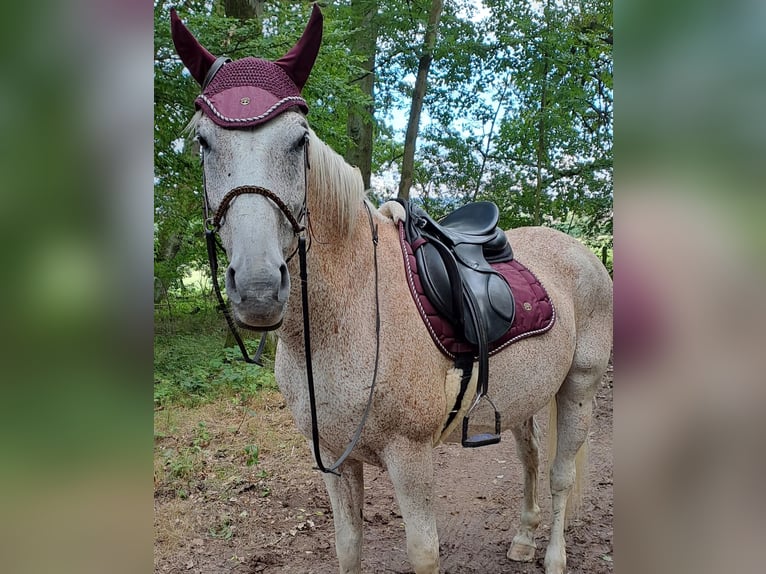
xmin=275 ymin=3 xmax=323 ymax=91
xmin=170 ymin=7 xmax=217 ymax=86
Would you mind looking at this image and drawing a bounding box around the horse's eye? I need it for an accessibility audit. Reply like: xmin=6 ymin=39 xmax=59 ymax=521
xmin=293 ymin=132 xmax=309 ymax=151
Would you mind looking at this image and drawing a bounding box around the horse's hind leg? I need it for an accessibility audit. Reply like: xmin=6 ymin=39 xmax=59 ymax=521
xmin=383 ymin=439 xmax=439 ymax=574
xmin=544 ymin=369 xmax=600 ymax=574
xmin=321 ymin=455 xmax=365 ymax=574
xmin=507 ymin=416 xmax=542 ymax=562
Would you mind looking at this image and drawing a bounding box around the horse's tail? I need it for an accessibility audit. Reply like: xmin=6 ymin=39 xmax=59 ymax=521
xmin=546 ymin=398 xmax=588 ymax=527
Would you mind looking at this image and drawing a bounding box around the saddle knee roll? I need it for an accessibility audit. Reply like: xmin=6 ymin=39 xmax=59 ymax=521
xmin=416 ymin=242 xmax=462 ymax=321
xmin=462 ymin=272 xmax=515 ymax=345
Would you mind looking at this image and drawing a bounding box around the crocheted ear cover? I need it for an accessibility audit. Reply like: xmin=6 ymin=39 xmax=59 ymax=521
xmin=170 ymin=4 xmax=322 ymax=128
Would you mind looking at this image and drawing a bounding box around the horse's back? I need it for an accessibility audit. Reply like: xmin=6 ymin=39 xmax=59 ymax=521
xmin=506 ymin=226 xmax=613 ymax=369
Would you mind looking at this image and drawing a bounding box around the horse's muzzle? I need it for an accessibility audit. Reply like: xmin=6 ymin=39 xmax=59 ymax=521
xmin=226 ymin=262 xmax=290 ymax=328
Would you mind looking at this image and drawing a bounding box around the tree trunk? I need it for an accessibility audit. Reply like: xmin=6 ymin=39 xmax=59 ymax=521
xmin=534 ymin=56 xmax=548 ymax=226
xmin=397 ymin=0 xmax=444 ymax=200
xmin=344 ymin=0 xmax=378 ymax=190
xmin=534 ymin=0 xmax=552 ymax=226
xmin=223 ymin=0 xmax=263 ymax=21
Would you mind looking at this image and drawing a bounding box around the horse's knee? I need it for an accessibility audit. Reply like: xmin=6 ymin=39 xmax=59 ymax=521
xmin=550 ymin=464 xmax=575 ymax=494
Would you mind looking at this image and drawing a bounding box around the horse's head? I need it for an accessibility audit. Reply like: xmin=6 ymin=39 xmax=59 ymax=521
xmin=171 ymin=5 xmax=323 ymax=329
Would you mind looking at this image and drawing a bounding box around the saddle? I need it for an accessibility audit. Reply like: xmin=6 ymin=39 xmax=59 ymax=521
xmin=396 ymin=200 xmax=515 ymax=447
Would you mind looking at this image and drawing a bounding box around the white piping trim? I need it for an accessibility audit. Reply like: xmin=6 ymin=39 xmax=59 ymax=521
xmin=197 ymin=94 xmax=306 ymax=124
xmin=398 ymin=223 xmax=557 ymax=359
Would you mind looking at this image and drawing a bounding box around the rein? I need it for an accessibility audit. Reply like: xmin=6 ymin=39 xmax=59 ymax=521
xmin=201 ymin=143 xmax=380 ymax=475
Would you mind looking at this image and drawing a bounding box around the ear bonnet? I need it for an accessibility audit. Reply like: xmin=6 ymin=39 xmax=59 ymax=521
xmin=170 ymin=4 xmax=323 ymax=128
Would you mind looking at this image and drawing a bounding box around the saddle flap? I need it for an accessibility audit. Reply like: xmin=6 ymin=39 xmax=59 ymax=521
xmin=415 ymin=241 xmax=463 ymax=325
xmin=415 ymin=239 xmax=515 ymax=346
xmin=460 ymin=267 xmax=515 ymax=345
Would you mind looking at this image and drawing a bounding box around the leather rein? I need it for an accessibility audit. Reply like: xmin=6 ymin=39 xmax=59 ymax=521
xmin=201 ymin=137 xmax=380 ymax=476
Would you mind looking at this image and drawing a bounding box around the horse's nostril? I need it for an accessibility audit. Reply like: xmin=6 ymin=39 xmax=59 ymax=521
xmin=278 ymin=263 xmax=290 ymax=302
xmin=227 ymin=266 xmax=244 ymax=302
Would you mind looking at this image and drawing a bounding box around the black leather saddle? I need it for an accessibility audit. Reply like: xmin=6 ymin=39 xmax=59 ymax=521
xmin=397 ymin=199 xmax=515 ymax=447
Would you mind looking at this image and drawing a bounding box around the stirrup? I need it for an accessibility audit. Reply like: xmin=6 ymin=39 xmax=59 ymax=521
xmin=461 ymin=394 xmax=501 ymax=448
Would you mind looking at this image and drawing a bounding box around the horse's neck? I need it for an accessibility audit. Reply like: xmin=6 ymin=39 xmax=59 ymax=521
xmin=279 ymin=202 xmax=373 ymax=348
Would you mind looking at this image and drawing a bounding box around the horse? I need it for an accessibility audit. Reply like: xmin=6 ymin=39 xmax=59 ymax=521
xmin=170 ymin=6 xmax=613 ymax=573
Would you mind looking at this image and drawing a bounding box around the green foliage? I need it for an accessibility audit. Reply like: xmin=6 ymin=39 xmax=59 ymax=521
xmin=351 ymin=0 xmax=613 ymax=253
xmin=193 ymin=421 xmax=211 ymax=448
xmin=154 ymin=289 xmax=277 ymax=407
xmin=243 ymin=444 xmax=260 ymax=467
xmin=154 ymin=333 xmax=276 ymax=406
xmin=209 ymin=514 xmax=234 ymax=539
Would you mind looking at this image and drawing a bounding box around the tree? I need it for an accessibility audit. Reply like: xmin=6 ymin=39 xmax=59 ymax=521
xmin=397 ymin=0 xmax=444 ymax=200
xmin=344 ymin=0 xmax=378 ymax=190
xmin=406 ymin=0 xmax=612 ymax=236
xmin=223 ymin=0 xmax=263 ymax=22
xmin=154 ymin=0 xmax=613 ymax=295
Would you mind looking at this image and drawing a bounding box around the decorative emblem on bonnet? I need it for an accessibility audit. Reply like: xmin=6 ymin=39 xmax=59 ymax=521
xmin=170 ymin=4 xmax=323 ymax=128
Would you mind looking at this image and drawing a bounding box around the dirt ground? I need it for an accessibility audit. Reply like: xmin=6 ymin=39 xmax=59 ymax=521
xmin=154 ymin=363 xmax=612 ymax=574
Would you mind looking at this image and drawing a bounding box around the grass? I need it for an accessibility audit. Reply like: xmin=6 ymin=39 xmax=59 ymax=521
xmin=154 ymin=290 xmax=277 ymax=408
xmin=153 ymin=389 xmax=312 ymax=568
xmin=154 ymin=289 xmax=317 ymax=571
xmin=154 ymin=290 xmax=290 ymax=501
xmin=153 ymin=388 xmax=306 ymax=500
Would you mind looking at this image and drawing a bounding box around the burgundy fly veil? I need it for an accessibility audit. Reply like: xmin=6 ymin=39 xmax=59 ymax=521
xmin=170 ymin=4 xmax=323 ymax=128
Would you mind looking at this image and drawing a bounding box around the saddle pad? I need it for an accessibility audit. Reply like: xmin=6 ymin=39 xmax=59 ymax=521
xmin=398 ymin=223 xmax=555 ymax=358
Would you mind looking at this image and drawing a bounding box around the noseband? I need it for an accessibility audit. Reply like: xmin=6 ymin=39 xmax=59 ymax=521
xmin=207 ymin=185 xmax=305 ymax=237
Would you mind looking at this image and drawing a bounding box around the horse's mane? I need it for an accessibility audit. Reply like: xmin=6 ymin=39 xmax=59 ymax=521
xmin=306 ymin=130 xmax=366 ymax=238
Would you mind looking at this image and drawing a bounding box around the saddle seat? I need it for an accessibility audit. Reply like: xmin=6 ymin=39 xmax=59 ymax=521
xmin=432 ymin=201 xmax=500 ymax=240
xmin=415 ymin=202 xmax=512 ymax=262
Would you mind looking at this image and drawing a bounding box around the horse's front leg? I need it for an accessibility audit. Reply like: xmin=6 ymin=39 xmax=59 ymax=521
xmin=383 ymin=438 xmax=439 ymax=574
xmin=320 ymin=453 xmax=365 ymax=574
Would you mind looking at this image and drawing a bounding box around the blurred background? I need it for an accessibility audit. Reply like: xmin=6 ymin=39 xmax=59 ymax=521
xmin=0 ymin=0 xmax=763 ymax=573
xmin=616 ymin=0 xmax=766 ymax=572
xmin=0 ymin=1 xmax=153 ymax=573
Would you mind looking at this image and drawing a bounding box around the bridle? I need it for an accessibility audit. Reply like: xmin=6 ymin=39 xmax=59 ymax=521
xmin=200 ymin=123 xmax=380 ymax=476
xmin=203 ymin=184 xmax=304 ymax=365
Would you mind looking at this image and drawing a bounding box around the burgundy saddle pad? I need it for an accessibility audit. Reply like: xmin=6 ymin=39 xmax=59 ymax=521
xmin=398 ymin=222 xmax=556 ymax=359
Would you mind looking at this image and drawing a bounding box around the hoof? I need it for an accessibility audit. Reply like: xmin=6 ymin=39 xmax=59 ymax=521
xmin=507 ymin=541 xmax=536 ymax=562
